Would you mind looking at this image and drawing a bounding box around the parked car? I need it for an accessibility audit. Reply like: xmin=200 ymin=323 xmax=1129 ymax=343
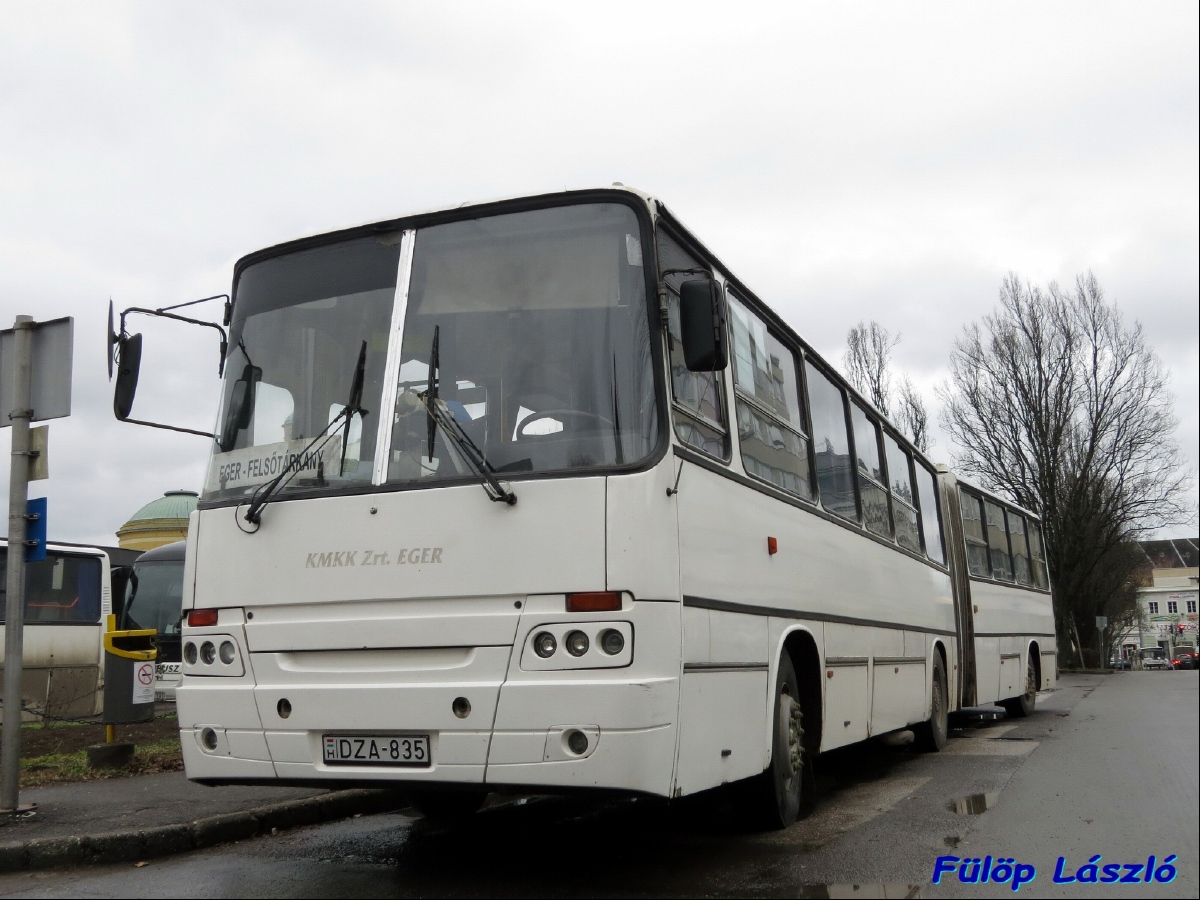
xmin=1139 ymin=647 xmax=1171 ymax=670
xmin=1171 ymin=646 xmax=1197 ymax=670
xmin=1109 ymin=655 xmax=1132 ymax=670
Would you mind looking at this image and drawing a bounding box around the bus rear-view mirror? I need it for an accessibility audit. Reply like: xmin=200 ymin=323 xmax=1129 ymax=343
xmin=113 ymin=333 xmax=143 ymax=420
xmin=679 ymin=278 xmax=728 ymax=372
xmin=218 ymin=365 xmax=262 ymax=451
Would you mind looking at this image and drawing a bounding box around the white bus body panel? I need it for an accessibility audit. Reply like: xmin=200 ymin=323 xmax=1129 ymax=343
xmin=672 ymin=459 xmax=955 ymax=767
xmin=967 ymin=579 xmax=1057 ymax=703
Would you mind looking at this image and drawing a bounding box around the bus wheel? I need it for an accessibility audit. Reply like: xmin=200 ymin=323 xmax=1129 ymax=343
xmin=409 ymin=790 xmax=488 ymax=822
xmin=1001 ymin=657 xmax=1037 ymax=718
xmin=914 ymin=655 xmax=948 ymax=752
xmin=741 ymin=652 xmax=804 ymax=829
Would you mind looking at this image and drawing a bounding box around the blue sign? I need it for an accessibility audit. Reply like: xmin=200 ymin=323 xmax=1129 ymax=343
xmin=25 ymin=497 xmax=47 ymax=562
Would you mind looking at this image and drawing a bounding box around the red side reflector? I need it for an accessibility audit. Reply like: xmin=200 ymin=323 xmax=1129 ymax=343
xmin=188 ymin=608 xmax=219 ymax=627
xmin=767 ymin=536 xmax=778 ymax=555
xmin=566 ymin=592 xmax=622 ymax=613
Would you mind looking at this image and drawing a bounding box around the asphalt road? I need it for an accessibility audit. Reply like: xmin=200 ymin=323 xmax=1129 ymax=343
xmin=1 ymin=672 xmax=1195 ymax=899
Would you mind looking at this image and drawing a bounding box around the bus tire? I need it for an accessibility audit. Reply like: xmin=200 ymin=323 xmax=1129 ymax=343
xmin=913 ymin=654 xmax=948 ymax=752
xmin=741 ymin=651 xmax=804 ymax=829
xmin=1001 ymin=657 xmax=1036 ymax=718
xmin=409 ymin=790 xmax=488 ymax=822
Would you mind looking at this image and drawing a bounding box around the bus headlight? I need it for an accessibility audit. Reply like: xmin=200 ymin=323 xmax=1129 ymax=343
xmin=565 ymin=631 xmax=589 ymax=657
xmin=200 ymin=641 xmax=217 ymax=665
xmin=599 ymin=628 xmax=624 ymax=655
xmin=533 ymin=632 xmax=557 ymax=658
xmin=184 ymin=642 xmax=198 ymax=665
xmin=219 ymin=641 xmax=237 ymax=665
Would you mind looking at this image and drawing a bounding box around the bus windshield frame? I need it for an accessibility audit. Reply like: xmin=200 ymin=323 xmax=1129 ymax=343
xmin=201 ymin=196 xmax=665 ymax=507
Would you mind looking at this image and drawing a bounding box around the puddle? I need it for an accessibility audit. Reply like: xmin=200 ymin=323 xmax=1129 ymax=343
xmin=949 ymin=791 xmax=1000 ymax=814
xmin=794 ymin=886 xmax=921 ymax=899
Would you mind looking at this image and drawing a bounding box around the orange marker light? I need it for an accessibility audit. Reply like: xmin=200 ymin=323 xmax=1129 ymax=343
xmin=188 ymin=608 xmax=219 ymax=628
xmin=767 ymin=536 xmax=778 ymax=555
xmin=566 ymin=592 xmax=622 ymax=613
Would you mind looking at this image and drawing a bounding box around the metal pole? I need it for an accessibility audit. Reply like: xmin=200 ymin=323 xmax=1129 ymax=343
xmin=1 ymin=315 xmax=35 ymax=815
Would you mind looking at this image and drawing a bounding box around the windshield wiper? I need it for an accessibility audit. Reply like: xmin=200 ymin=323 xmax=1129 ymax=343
xmin=420 ymin=326 xmax=516 ymax=506
xmin=242 ymin=341 xmax=370 ymax=527
xmin=338 ymin=340 xmax=369 ymax=477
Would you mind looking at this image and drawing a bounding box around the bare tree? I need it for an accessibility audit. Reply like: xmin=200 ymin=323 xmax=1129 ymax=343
xmin=844 ymin=321 xmax=897 ymax=414
xmin=844 ymin=321 xmax=932 ymax=452
xmin=939 ymin=272 xmax=1193 ymax=665
xmin=895 ymin=375 xmax=931 ymax=453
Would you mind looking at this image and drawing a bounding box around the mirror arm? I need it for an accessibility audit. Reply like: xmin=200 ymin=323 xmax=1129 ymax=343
xmin=120 ymin=306 xmax=229 ymax=376
xmin=116 ymin=416 xmax=215 ymax=439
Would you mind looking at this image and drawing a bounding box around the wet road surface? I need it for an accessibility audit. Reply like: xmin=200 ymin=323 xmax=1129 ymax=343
xmin=1 ymin=672 xmax=1194 ymax=898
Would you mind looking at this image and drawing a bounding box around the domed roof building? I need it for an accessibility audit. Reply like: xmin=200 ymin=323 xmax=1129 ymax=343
xmin=116 ymin=489 xmax=198 ymax=551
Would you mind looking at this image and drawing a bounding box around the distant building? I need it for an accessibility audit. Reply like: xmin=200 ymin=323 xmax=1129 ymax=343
xmin=116 ymin=490 xmax=198 ymax=551
xmin=1116 ymin=537 xmax=1199 ymax=660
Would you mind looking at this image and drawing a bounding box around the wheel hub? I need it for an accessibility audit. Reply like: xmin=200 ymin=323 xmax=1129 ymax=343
xmin=780 ymin=692 xmax=803 ymax=775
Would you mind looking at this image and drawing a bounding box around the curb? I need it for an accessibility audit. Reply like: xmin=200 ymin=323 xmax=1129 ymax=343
xmin=0 ymin=788 xmax=406 ymax=873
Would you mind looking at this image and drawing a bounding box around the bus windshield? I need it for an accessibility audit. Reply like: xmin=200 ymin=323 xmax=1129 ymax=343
xmin=203 ymin=202 xmax=658 ymax=501
xmin=123 ymin=559 xmax=184 ymax=636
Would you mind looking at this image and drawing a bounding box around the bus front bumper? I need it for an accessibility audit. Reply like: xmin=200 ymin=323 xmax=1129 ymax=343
xmin=177 ymin=599 xmax=681 ymax=796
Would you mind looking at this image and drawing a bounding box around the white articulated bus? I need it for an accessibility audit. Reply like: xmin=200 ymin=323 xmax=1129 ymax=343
xmin=0 ymin=541 xmax=122 ymax=720
xmin=112 ymin=187 xmax=1055 ymax=826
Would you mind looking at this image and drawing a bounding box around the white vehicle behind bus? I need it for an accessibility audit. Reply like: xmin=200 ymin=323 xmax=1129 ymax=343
xmin=0 ymin=540 xmax=125 ymax=720
xmin=110 ymin=187 xmax=1057 ymax=826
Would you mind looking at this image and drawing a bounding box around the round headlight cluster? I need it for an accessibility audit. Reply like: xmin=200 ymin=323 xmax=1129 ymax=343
xmin=530 ymin=627 xmax=628 ymax=661
xmin=183 ymin=637 xmax=239 ymax=671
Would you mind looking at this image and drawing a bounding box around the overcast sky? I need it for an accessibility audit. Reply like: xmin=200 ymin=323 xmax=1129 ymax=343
xmin=1 ymin=0 xmax=1196 ymax=546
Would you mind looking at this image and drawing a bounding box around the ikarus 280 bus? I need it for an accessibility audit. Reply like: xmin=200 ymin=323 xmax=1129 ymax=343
xmin=110 ymin=187 xmax=1056 ymax=826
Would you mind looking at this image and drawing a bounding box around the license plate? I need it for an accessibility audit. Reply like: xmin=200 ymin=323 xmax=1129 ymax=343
xmin=322 ymin=734 xmax=431 ymax=767
xmin=157 ymin=663 xmax=182 ymax=676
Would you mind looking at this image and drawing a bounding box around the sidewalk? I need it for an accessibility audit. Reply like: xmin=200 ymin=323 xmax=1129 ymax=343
xmin=0 ymin=771 xmax=406 ymax=872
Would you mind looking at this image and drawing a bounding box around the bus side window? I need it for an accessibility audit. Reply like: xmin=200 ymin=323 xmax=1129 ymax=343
xmin=804 ymin=362 xmax=857 ymax=521
xmin=658 ymin=229 xmax=728 ymax=459
xmin=960 ymin=489 xmax=990 ymax=577
xmin=884 ymin=434 xmax=920 ymax=553
xmin=0 ymin=554 xmax=103 ymax=625
xmin=851 ymin=403 xmax=892 ymax=539
xmin=915 ymin=462 xmax=945 ymax=564
xmin=727 ymin=293 xmax=812 ymax=499
xmin=1009 ymin=512 xmax=1032 ymax=585
xmin=984 ymin=500 xmax=1013 ymax=581
xmin=1027 ymin=520 xmax=1049 ymax=589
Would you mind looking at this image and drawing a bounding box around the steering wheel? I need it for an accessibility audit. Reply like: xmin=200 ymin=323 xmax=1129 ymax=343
xmin=516 ymin=410 xmax=614 ymax=439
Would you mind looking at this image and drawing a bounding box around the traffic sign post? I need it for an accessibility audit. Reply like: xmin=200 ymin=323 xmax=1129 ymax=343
xmin=1 ymin=315 xmax=73 ymax=817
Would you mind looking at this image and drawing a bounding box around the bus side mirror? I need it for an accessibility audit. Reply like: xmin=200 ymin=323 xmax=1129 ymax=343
xmin=110 ymin=566 xmax=134 ymax=628
xmin=113 ymin=333 xmax=143 ymax=420
xmin=218 ymin=364 xmax=262 ymax=451
xmin=679 ymin=278 xmax=728 ymax=372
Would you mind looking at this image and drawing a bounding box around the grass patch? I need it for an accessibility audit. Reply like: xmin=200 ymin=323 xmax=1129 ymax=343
xmin=20 ymin=735 xmax=184 ymax=788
